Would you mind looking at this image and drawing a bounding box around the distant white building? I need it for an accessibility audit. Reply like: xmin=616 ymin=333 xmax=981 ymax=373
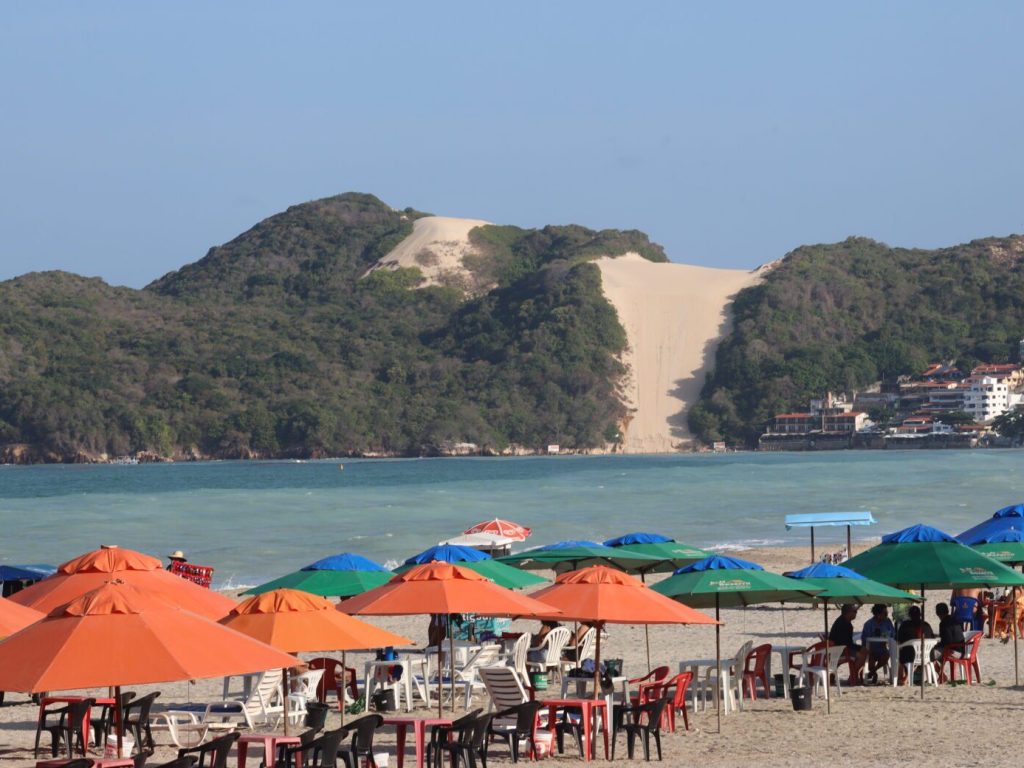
xmin=963 ymin=375 xmax=1023 ymax=422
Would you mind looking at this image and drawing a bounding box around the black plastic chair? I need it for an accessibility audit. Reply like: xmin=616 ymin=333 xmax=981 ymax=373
xmin=91 ymin=691 xmax=136 ymax=751
xmin=122 ymin=692 xmax=161 ymax=753
xmin=612 ymin=696 xmax=669 ymax=761
xmin=489 ymin=701 xmax=543 ymax=763
xmin=152 ymin=758 xmax=198 ymax=768
xmin=177 ymin=731 xmax=240 ymax=768
xmin=274 ymin=727 xmax=322 ymax=768
xmin=465 ymin=712 xmax=494 ymax=768
xmin=554 ymin=705 xmax=585 ymax=758
xmin=280 ymin=725 xmax=347 ymax=768
xmin=425 ymin=709 xmax=480 ymax=768
xmin=47 ymin=697 xmax=97 ymax=757
xmin=337 ymin=714 xmax=382 ymax=768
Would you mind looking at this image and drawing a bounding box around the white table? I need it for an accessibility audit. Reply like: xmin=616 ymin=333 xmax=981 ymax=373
xmin=767 ymin=645 xmax=805 ymax=699
xmin=679 ymin=658 xmax=739 ymax=714
xmin=560 ymin=674 xmax=629 ymax=715
xmin=364 ymin=657 xmax=429 ymax=712
xmin=863 ymin=636 xmax=897 ymax=682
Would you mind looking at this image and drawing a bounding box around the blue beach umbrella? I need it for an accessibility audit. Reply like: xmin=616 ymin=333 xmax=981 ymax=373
xmin=394 ymin=544 xmax=546 ymax=589
xmin=958 ymin=505 xmax=1024 ymax=564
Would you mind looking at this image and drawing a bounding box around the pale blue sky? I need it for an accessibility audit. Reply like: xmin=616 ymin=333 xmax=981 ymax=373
xmin=2 ymin=3 xmax=1022 ymax=287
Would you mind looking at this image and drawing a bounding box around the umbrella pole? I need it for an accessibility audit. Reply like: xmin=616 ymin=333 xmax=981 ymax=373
xmin=810 ymin=529 xmax=815 ymax=564
xmin=781 ymin=601 xmax=789 ymax=698
xmin=436 ymin=625 xmax=444 ymax=718
xmin=715 ymin=594 xmax=722 ymax=735
xmin=1014 ymin=588 xmax=1020 ymax=687
xmin=823 ymin=602 xmax=830 ymax=715
xmin=641 ymin=572 xmax=652 ymax=672
xmin=115 ymin=684 xmax=123 ymax=758
xmin=449 ymin=624 xmax=457 ymax=713
xmin=283 ymin=667 xmax=290 ymax=735
xmin=341 ymin=651 xmax=346 ymax=726
xmin=593 ymin=622 xmax=603 ymax=700
xmin=920 ymin=586 xmax=926 ymax=701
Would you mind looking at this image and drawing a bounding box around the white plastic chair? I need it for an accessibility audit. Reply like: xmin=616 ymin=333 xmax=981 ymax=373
xmin=559 ymin=627 xmax=596 ymax=678
xmin=801 ymin=645 xmax=846 ymax=700
xmin=895 ymin=638 xmax=939 ymax=687
xmin=525 ymin=627 xmax=572 ymax=684
xmin=503 ymin=633 xmax=530 ymax=682
xmin=701 ymin=640 xmax=751 ymax=713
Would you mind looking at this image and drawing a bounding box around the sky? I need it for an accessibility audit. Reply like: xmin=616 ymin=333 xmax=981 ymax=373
xmin=2 ymin=2 xmax=1023 ymax=288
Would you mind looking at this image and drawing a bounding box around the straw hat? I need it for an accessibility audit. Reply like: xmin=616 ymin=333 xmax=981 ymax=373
xmin=168 ymin=550 xmax=187 ymax=561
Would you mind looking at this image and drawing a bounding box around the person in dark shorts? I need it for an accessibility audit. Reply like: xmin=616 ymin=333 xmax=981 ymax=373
xmin=932 ymin=602 xmax=966 ymax=661
xmin=861 ymin=604 xmax=896 ymax=683
xmin=896 ymin=604 xmax=934 ymax=685
xmin=829 ymin=603 xmax=868 ymax=684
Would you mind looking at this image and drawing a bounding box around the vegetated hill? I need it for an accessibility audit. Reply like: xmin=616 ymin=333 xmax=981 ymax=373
xmin=689 ymin=235 xmax=1024 ymax=447
xmin=0 ymin=192 xmax=664 ymax=462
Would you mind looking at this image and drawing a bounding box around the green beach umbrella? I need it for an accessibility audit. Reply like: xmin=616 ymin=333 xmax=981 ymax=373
xmin=244 ymin=553 xmax=393 ymax=598
xmin=497 ymin=540 xmax=662 ymax=574
xmin=652 ymin=555 xmax=821 ymax=729
xmin=603 ymin=532 xmax=711 ymax=573
xmin=958 ymin=505 xmax=1024 ymax=565
xmin=393 ymin=544 xmax=546 ymax=590
xmin=845 ymin=524 xmax=1024 ymax=693
xmin=971 ymin=537 xmax=1024 ymax=565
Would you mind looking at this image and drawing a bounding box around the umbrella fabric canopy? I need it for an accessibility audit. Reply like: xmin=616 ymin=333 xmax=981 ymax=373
xmin=0 ymin=581 xmax=298 ymax=692
xmin=652 ymin=556 xmax=820 ymax=608
xmin=529 ymin=566 xmax=718 ymax=626
xmin=343 ymin=562 xmax=558 ymax=715
xmin=498 ymin=541 xmax=662 ymax=574
xmin=9 ymin=545 xmax=236 ymax=619
xmin=782 ymin=562 xmax=921 ymax=604
xmin=958 ymin=508 xmax=1024 ymax=564
xmin=393 ymin=545 xmax=547 ymax=589
xmin=603 ymin=533 xmax=712 ymax=574
xmin=0 ymin=597 xmax=43 ymax=636
xmin=528 ymin=566 xmax=717 ymax=699
xmin=844 ymin=524 xmax=1024 ymax=590
xmin=0 ymin=564 xmax=55 ymax=583
xmin=463 ymin=518 xmax=532 ymax=541
xmin=244 ymin=553 xmax=393 ymax=597
xmin=221 ymin=589 xmax=411 ymax=653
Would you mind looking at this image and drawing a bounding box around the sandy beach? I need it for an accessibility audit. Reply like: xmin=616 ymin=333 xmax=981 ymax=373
xmin=596 ymin=254 xmax=763 ymax=453
xmin=3 ymin=544 xmax=1023 ymax=768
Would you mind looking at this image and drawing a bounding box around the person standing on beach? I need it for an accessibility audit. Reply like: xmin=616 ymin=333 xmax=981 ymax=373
xmin=166 ymin=550 xmax=187 ymax=571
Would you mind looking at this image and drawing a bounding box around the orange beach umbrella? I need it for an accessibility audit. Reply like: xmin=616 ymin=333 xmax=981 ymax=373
xmin=0 ymin=580 xmax=298 ymax=755
xmin=9 ymin=545 xmax=236 ymax=620
xmin=529 ymin=566 xmax=719 ymax=696
xmin=463 ymin=518 xmax=532 ymax=541
xmin=0 ymin=597 xmax=43 ymax=636
xmin=343 ymin=562 xmax=559 ymax=714
xmin=221 ymin=588 xmax=412 ymax=730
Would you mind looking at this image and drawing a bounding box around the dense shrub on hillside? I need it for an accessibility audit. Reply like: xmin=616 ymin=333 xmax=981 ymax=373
xmin=691 ymin=236 xmax=1024 ymax=446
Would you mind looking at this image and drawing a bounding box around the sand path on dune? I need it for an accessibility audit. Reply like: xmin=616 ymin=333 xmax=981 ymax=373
xmin=597 ymin=253 xmax=763 ymax=452
xmin=369 ymin=215 xmax=492 ymax=288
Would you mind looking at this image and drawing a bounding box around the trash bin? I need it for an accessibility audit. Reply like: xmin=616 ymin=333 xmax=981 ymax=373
xmin=530 ymin=672 xmax=548 ymax=690
xmin=790 ymin=686 xmax=812 ymax=711
xmin=305 ymin=701 xmax=329 ymax=730
xmin=773 ymin=674 xmax=798 ymax=698
xmin=604 ymin=659 xmax=623 ymax=677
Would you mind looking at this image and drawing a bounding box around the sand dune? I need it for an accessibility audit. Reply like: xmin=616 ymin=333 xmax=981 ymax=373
xmin=368 ymin=215 xmax=491 ymax=289
xmin=597 ymin=253 xmax=763 ymax=453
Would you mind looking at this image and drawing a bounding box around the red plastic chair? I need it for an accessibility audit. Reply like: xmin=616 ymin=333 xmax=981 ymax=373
xmin=939 ymin=633 xmax=982 ymax=684
xmin=309 ymin=657 xmax=358 ymax=710
xmin=665 ymin=672 xmax=692 ymax=732
xmin=742 ymin=644 xmax=773 ymax=700
xmin=628 ymin=666 xmax=670 ymax=702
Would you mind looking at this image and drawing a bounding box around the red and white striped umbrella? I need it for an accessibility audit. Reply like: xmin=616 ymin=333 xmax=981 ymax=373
xmin=463 ymin=518 xmax=532 ymax=541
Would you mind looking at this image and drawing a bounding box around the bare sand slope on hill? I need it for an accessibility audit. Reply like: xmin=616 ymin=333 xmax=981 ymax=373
xmin=597 ymin=253 xmax=763 ymax=452
xmin=368 ymin=215 xmax=491 ymax=288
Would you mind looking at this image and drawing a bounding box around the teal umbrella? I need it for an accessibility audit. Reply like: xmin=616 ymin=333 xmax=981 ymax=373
xmin=244 ymin=553 xmax=393 ymax=598
xmin=497 ymin=540 xmax=662 ymax=574
xmin=845 ymin=524 xmax=1024 ymax=693
xmin=653 ymin=556 xmax=820 ymax=727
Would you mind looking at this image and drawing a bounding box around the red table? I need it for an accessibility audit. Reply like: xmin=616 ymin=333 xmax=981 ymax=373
xmin=237 ymin=733 xmax=302 ymax=768
xmin=382 ymin=716 xmax=452 ymax=768
xmin=541 ymin=698 xmax=609 ymax=762
xmin=35 ymin=696 xmax=116 ymax=757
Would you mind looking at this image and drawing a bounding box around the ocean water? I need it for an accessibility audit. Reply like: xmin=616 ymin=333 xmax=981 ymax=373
xmin=2 ymin=451 xmax=1023 ymax=589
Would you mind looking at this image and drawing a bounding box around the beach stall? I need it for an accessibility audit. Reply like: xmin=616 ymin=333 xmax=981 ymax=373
xmin=784 ymin=511 xmax=877 ymax=563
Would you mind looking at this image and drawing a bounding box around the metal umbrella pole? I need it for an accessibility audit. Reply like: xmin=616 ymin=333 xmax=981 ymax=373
xmin=920 ymin=586 xmax=926 ymax=701
xmin=640 ymin=572 xmax=652 ymax=672
xmin=822 ymin=602 xmax=831 ymax=715
xmin=715 ymin=594 xmax=722 ymax=734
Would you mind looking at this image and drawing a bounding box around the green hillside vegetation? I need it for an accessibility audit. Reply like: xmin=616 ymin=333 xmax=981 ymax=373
xmin=690 ymin=235 xmax=1024 ymax=447
xmin=0 ymin=193 xmax=662 ymax=461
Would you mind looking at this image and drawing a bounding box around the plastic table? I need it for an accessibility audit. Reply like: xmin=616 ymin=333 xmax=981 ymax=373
xmin=37 ymin=760 xmax=133 ymax=768
xmin=768 ymin=644 xmax=806 ymax=698
xmin=540 ymin=698 xmax=609 ymax=762
xmin=381 ymin=716 xmax=452 ymax=768
xmin=364 ymin=657 xmax=429 ymax=712
xmin=237 ymin=733 xmax=301 ymax=768
xmin=679 ymin=658 xmax=739 ymax=714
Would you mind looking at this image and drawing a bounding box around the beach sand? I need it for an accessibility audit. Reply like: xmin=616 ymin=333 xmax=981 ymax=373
xmin=2 ymin=545 xmax=1022 ymax=768
xmin=596 ymin=254 xmax=763 ymax=453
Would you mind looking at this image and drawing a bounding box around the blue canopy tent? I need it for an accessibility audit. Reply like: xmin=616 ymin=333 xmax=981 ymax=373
xmin=0 ymin=564 xmax=55 ymax=598
xmin=785 ymin=511 xmax=878 ymax=564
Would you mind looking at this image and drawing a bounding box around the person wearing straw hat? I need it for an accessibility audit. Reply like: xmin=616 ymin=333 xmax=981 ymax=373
xmin=166 ymin=550 xmax=187 ymax=570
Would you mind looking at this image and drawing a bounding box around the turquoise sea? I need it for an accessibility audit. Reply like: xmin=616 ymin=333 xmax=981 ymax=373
xmin=2 ymin=451 xmax=1023 ymax=589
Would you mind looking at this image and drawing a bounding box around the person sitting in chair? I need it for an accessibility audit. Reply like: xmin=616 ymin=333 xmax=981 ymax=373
xmin=861 ymin=604 xmax=895 ymax=684
xmin=896 ymin=605 xmax=934 ymax=685
xmin=528 ymin=621 xmax=561 ymax=662
xmin=828 ymin=603 xmax=868 ymax=685
xmin=932 ymin=603 xmax=966 ymax=661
